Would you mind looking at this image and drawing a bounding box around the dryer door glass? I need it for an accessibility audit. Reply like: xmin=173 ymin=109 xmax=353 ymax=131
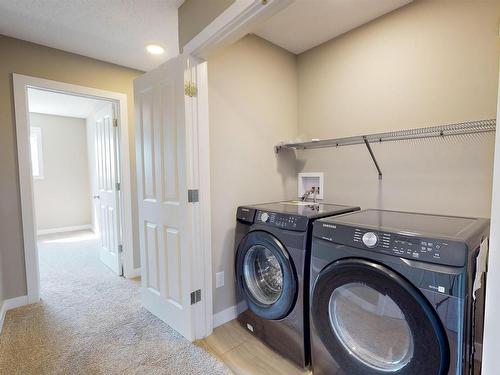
xmin=311 ymin=259 xmax=449 ymax=375
xmin=243 ymin=245 xmax=283 ymax=305
xmin=329 ymin=282 xmax=414 ymax=372
xmin=236 ymin=230 xmax=297 ymax=320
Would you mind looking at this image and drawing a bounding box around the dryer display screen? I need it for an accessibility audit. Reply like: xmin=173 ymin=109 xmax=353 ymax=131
xmin=394 ymin=237 xmax=420 ymax=246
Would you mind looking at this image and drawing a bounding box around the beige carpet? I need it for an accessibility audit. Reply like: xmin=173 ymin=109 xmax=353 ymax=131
xmin=0 ymin=231 xmax=231 ymax=375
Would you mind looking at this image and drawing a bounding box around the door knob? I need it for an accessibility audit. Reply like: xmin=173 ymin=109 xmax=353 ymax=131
xmin=93 ymin=195 xmax=100 ymax=199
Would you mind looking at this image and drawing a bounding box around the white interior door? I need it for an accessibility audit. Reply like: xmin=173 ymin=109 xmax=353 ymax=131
xmin=134 ymin=55 xmax=196 ymax=340
xmin=94 ymin=103 xmax=122 ymax=275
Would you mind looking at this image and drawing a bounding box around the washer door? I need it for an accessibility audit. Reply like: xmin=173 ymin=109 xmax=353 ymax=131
xmin=236 ymin=231 xmax=297 ymax=320
xmin=312 ymin=258 xmax=449 ymax=375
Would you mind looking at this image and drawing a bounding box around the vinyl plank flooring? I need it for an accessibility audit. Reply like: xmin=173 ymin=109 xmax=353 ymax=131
xmin=198 ymin=319 xmax=250 ymax=356
xmin=197 ymin=319 xmax=310 ymax=375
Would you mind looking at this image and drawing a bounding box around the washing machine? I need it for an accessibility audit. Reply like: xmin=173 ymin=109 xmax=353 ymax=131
xmin=310 ymin=209 xmax=489 ymax=375
xmin=234 ymin=201 xmax=360 ymax=368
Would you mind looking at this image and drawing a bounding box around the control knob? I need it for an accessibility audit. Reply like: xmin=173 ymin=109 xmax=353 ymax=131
xmin=362 ymin=232 xmax=378 ymax=248
xmin=260 ymin=212 xmax=270 ymax=222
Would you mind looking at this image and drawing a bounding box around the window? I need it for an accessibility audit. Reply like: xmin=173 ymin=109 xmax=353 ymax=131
xmin=30 ymin=127 xmax=44 ymax=179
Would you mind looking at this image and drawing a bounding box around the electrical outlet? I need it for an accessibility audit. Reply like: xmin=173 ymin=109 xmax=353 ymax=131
xmin=216 ymin=271 xmax=224 ymax=288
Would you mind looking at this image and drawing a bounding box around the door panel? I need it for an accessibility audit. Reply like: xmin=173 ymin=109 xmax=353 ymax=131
xmin=140 ymin=88 xmax=156 ymax=201
xmin=94 ymin=103 xmax=122 ymax=275
xmin=134 ymin=55 xmax=194 ymax=340
xmin=145 ymin=222 xmax=159 ymax=291
xmin=165 ymin=227 xmax=181 ymax=304
xmin=160 ymin=83 xmax=179 ymax=203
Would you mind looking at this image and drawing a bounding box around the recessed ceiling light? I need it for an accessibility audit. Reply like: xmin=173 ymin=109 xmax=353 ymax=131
xmin=146 ymin=44 xmax=165 ymax=55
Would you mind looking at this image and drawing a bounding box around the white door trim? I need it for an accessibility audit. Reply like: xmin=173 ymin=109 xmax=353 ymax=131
xmin=183 ymin=0 xmax=294 ymax=59
xmin=482 ymin=64 xmax=500 ymax=373
xmin=197 ymin=61 xmax=214 ymax=339
xmin=180 ymin=0 xmax=294 ymax=339
xmin=186 ymin=60 xmax=213 ymax=339
xmin=13 ymin=74 xmax=136 ymax=304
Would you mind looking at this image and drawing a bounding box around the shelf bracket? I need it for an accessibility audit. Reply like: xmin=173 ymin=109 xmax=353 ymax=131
xmin=363 ymin=136 xmax=382 ymax=180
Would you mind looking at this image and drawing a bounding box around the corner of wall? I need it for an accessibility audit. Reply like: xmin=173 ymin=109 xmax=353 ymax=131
xmin=0 ymin=295 xmax=29 ymax=334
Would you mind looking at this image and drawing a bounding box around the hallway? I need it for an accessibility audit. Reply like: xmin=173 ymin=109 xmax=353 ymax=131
xmin=0 ymin=231 xmax=230 ymax=375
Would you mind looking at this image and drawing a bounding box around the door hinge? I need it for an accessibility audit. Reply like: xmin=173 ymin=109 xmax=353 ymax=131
xmin=113 ymin=118 xmax=118 ymax=127
xmin=190 ymin=289 xmax=202 ymax=305
xmin=118 ymin=244 xmax=123 ymax=253
xmin=188 ymin=189 xmax=199 ymax=203
xmin=115 ymin=182 xmax=121 ymax=191
xmin=184 ymin=82 xmax=197 ymax=97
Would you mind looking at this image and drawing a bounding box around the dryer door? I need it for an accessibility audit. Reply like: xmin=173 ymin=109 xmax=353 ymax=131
xmin=236 ymin=231 xmax=297 ymax=320
xmin=311 ymin=258 xmax=449 ymax=375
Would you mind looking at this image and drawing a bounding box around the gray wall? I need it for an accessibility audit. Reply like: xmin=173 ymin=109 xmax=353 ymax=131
xmin=208 ymin=35 xmax=298 ymax=314
xmin=178 ymin=0 xmax=235 ymax=50
xmin=293 ymin=0 xmax=500 ymax=218
xmin=0 ymin=35 xmax=142 ymax=301
xmin=31 ymin=113 xmax=92 ymax=231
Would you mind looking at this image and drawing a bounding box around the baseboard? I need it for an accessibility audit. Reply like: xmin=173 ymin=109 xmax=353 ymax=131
xmin=37 ymin=224 xmax=92 ymax=236
xmin=213 ymin=305 xmax=238 ymax=328
xmin=0 ymin=295 xmax=29 ymax=333
xmin=125 ymin=267 xmax=141 ymax=279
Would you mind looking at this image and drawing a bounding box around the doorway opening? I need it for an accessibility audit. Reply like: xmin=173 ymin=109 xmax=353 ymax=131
xmin=28 ymin=88 xmax=125 ymax=294
xmin=13 ymin=74 xmax=136 ymax=304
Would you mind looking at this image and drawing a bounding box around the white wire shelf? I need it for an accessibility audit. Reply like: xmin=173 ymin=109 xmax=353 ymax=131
xmin=275 ymin=119 xmax=496 ymax=179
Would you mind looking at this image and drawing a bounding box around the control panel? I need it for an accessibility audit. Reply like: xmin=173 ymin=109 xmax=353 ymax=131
xmin=361 ymin=232 xmax=378 ymax=248
xmin=314 ymin=223 xmax=468 ymax=267
xmin=256 ymin=210 xmax=309 ymax=232
xmin=236 ymin=207 xmax=256 ymax=223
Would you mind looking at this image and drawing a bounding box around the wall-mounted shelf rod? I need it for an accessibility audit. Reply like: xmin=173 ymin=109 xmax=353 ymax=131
xmin=275 ymin=119 xmax=496 ymax=179
xmin=363 ymin=136 xmax=383 ymax=180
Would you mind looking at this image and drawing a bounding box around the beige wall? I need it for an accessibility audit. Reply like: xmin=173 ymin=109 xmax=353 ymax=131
xmin=31 ymin=113 xmax=91 ymax=231
xmin=0 ymin=35 xmax=142 ymax=300
xmin=205 ymin=0 xmax=500 ymax=317
xmin=294 ymin=0 xmax=500 ymax=218
xmin=208 ymin=34 xmax=298 ymax=314
xmin=178 ymin=0 xmax=235 ymax=49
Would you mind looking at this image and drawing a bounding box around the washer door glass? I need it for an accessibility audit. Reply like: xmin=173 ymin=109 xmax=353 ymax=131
xmin=329 ymin=282 xmax=414 ymax=372
xmin=243 ymin=245 xmax=283 ymax=305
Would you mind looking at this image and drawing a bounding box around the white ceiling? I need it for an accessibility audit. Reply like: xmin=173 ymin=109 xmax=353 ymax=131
xmin=28 ymin=88 xmax=108 ymax=119
xmin=254 ymin=0 xmax=413 ymax=55
xmin=0 ymin=0 xmax=183 ymax=71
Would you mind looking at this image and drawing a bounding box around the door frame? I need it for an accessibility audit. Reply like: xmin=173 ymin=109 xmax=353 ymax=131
xmin=13 ymin=74 xmax=135 ymax=304
xmin=183 ymin=0 xmax=293 ymax=59
xmin=185 ymin=59 xmax=214 ymax=339
xmin=180 ymin=0 xmax=294 ymax=336
xmin=482 ymin=62 xmax=500 ymax=373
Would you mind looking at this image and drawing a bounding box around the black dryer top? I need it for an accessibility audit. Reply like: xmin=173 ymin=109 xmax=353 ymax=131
xmin=249 ymin=201 xmax=360 ymax=219
xmin=319 ymin=209 xmax=489 ymax=243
